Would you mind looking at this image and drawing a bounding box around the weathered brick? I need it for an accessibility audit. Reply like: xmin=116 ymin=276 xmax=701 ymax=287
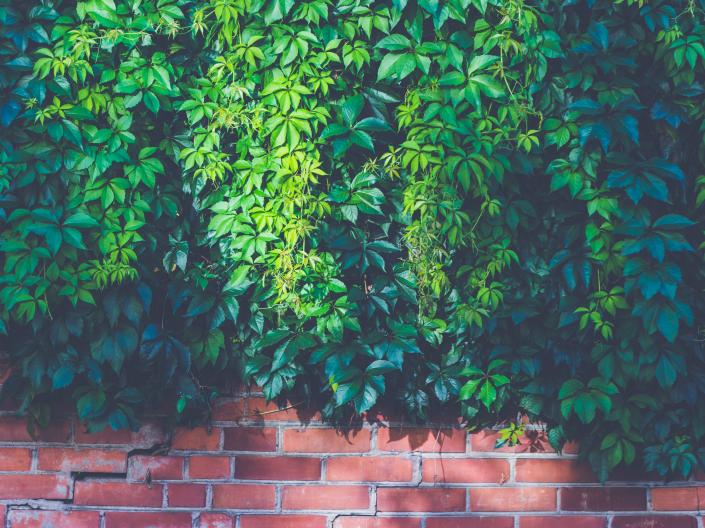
xmin=223 ymin=427 xmax=277 ymax=451
xmin=561 ymin=487 xmax=646 ymax=511
xmin=470 ymin=487 xmax=556 ymax=512
xmin=235 ymin=455 xmax=321 ymax=480
xmin=516 ymin=459 xmax=597 ymax=483
xmin=652 ymin=487 xmax=704 ymax=511
xmin=333 ymin=516 xmax=421 ymax=528
xmin=74 ymin=481 xmax=163 ymax=507
xmin=0 ymin=448 xmax=31 ymax=471
xmin=519 ymin=516 xmax=607 ymax=528
xmin=611 ymin=516 xmax=697 ymax=528
xmin=245 ymin=397 xmax=321 ymax=422
xmin=212 ymin=398 xmax=247 ymax=421
xmin=169 ymin=483 xmax=206 ymax=507
xmin=378 ymin=427 xmax=466 ymax=453
xmin=75 ymin=422 xmax=166 ymax=447
xmin=282 ymin=485 xmax=370 ymax=510
xmin=127 ymin=454 xmax=184 ymax=481
xmin=212 ymin=484 xmax=276 ymax=509
xmin=334 ymin=518 xmax=422 ymax=528
xmin=0 ymin=475 xmax=71 ymax=499
xmin=283 ymin=428 xmax=371 ymax=453
xmin=199 ymin=513 xmax=234 ymax=528
xmin=38 ymin=448 xmax=127 ymax=473
xmin=0 ymin=416 xmax=70 ymax=443
xmin=327 ymin=456 xmax=413 ymax=482
xmin=240 ymin=515 xmax=328 ymax=528
xmin=8 ymin=510 xmax=100 ymax=528
xmin=422 ymin=457 xmax=509 ymax=484
xmin=189 ymin=455 xmax=231 ymax=479
xmin=104 ymin=512 xmax=192 ymax=528
xmin=426 ymin=518 xmax=514 ymax=528
xmin=172 ymin=427 xmax=221 ymax=450
xmin=377 ymin=487 xmax=466 ymax=512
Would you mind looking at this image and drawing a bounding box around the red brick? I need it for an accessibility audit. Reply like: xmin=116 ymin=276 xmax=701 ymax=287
xmin=471 ymin=429 xmax=554 ymax=453
xmin=284 ymin=428 xmax=371 ymax=453
xmin=520 ymin=517 xmax=606 ymax=528
xmin=127 ymin=455 xmax=184 ymax=481
xmin=74 ymin=481 xmax=163 ymax=507
xmin=0 ymin=448 xmax=31 ymax=471
xmin=563 ymin=441 xmax=580 ymax=454
xmin=516 ymin=459 xmax=597 ymax=483
xmin=105 ymin=512 xmax=192 ymax=528
xmin=38 ymin=448 xmax=127 ymax=473
xmin=0 ymin=474 xmax=71 ymax=499
xmin=652 ymin=487 xmax=704 ymax=510
xmin=212 ymin=398 xmax=247 ymax=420
xmin=561 ymin=487 xmax=646 ymax=511
xmin=199 ymin=513 xmax=234 ymax=528
xmin=223 ymin=427 xmax=277 ymax=451
xmin=470 ymin=487 xmax=556 ymax=511
xmin=75 ymin=422 xmax=166 ymax=446
xmin=377 ymin=487 xmax=466 ymax=512
xmin=426 ymin=518 xmax=514 ymax=528
xmin=327 ymin=456 xmax=413 ymax=482
xmin=0 ymin=416 xmax=70 ymax=442
xmin=611 ymin=516 xmax=697 ymax=528
xmin=189 ymin=455 xmax=231 ymax=479
xmin=282 ymin=485 xmax=370 ymax=510
xmin=334 ymin=518 xmax=422 ymax=528
xmin=240 ymin=515 xmax=328 ymax=528
xmin=235 ymin=455 xmax=321 ymax=480
xmin=8 ymin=510 xmax=100 ymax=528
xmin=378 ymin=427 xmax=466 ymax=453
xmin=422 ymin=458 xmax=509 ymax=484
xmin=0 ymin=505 xmax=4 ymax=527
xmin=169 ymin=483 xmax=206 ymax=507
xmin=172 ymin=426 xmax=221 ymax=450
xmin=212 ymin=484 xmax=276 ymax=509
xmin=246 ymin=397 xmax=321 ymax=422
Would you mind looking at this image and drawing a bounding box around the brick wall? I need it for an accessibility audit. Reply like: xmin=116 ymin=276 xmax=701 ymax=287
xmin=0 ymin=392 xmax=701 ymax=528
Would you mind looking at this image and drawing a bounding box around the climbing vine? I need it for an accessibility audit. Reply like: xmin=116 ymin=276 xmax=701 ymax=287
xmin=2 ymin=0 xmax=705 ymax=478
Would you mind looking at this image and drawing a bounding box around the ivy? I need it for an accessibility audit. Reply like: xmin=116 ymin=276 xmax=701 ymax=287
xmin=2 ymin=0 xmax=705 ymax=480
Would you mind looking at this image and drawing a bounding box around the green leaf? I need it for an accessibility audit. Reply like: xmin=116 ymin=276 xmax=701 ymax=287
xmin=459 ymin=379 xmax=482 ymax=400
xmin=653 ymin=214 xmax=695 ymax=230
xmin=64 ymin=212 xmax=99 ymax=228
xmin=656 ymin=307 xmax=679 ymax=342
xmin=366 ymin=360 xmax=398 ymax=375
xmin=342 ymin=95 xmax=365 ymax=126
xmin=439 ymin=71 xmax=466 ymax=86
xmin=52 ymin=365 xmax=75 ymax=390
xmin=375 ymin=34 xmax=412 ymax=51
xmin=478 ymin=380 xmax=496 ymax=410
xmin=377 ymin=53 xmax=416 ymax=81
xmin=573 ymin=394 xmax=597 ymax=423
xmin=656 ymin=354 xmax=677 ymax=387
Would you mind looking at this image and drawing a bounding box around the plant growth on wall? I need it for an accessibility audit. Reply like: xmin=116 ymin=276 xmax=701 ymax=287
xmin=2 ymin=0 xmax=705 ymax=478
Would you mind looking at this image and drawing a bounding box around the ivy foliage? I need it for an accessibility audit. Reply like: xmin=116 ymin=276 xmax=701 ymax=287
xmin=2 ymin=0 xmax=705 ymax=479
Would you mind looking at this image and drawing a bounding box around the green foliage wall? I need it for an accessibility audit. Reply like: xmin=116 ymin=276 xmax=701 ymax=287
xmin=2 ymin=0 xmax=705 ymax=478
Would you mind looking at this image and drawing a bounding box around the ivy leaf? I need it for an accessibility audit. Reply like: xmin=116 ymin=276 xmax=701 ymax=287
xmin=52 ymin=365 xmax=75 ymax=390
xmin=478 ymin=380 xmax=497 ymax=410
xmin=377 ymin=53 xmax=417 ymax=81
xmin=366 ymin=360 xmax=398 ymax=375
